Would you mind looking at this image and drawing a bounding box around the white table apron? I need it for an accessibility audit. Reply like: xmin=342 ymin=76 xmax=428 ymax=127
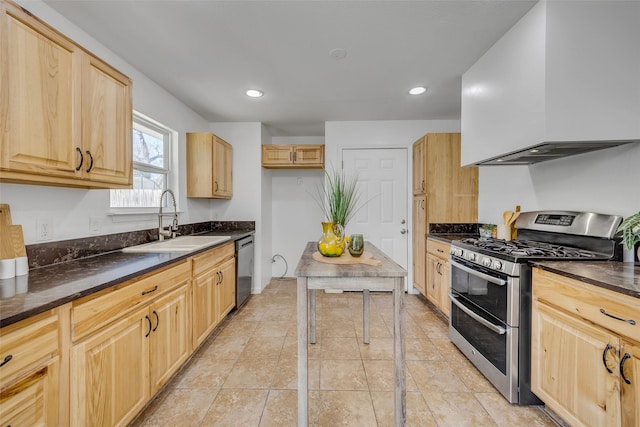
xmin=295 ymin=242 xmax=407 ymax=427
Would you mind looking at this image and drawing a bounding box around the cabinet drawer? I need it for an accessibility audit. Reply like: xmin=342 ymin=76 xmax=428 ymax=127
xmin=192 ymin=242 xmax=235 ymax=277
xmin=427 ymin=239 xmax=450 ymax=259
xmin=533 ymin=268 xmax=640 ymax=343
xmin=72 ymin=260 xmax=190 ymax=341
xmin=0 ymin=310 xmax=58 ymax=386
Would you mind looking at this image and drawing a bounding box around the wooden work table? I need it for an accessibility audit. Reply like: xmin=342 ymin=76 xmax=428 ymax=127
xmin=295 ymin=241 xmax=408 ymax=426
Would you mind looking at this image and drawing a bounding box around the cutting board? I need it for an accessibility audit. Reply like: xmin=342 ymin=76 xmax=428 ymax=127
xmin=0 ymin=204 xmax=11 ymax=227
xmin=0 ymin=229 xmax=14 ymax=259
xmin=10 ymin=225 xmax=26 ymax=257
xmin=312 ymin=250 xmax=382 ymax=266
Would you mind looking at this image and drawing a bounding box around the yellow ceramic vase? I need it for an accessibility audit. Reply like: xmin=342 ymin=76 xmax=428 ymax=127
xmin=317 ymin=222 xmax=345 ymax=257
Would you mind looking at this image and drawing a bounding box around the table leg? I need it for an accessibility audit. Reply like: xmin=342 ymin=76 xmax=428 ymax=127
xmin=363 ymin=289 xmax=370 ymax=344
xmin=297 ymin=277 xmax=309 ymax=426
xmin=393 ymin=277 xmax=406 ymax=427
xmin=310 ymin=289 xmax=316 ymax=344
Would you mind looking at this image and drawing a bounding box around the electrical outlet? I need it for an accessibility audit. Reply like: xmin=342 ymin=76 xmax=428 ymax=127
xmin=36 ymin=220 xmax=53 ymax=241
xmin=89 ymin=216 xmax=102 ymax=235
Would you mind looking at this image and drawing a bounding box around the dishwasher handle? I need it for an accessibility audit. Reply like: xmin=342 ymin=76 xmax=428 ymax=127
xmin=236 ymin=236 xmax=254 ymax=251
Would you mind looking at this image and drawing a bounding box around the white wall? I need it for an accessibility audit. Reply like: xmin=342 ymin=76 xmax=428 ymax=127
xmin=478 ymin=143 xmax=640 ymax=223
xmin=268 ymin=137 xmax=326 ymax=277
xmin=208 ymin=123 xmax=270 ymax=292
xmin=3 ymin=0 xmax=212 ymax=244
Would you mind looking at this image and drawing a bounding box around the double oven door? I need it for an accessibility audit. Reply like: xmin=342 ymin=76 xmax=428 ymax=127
xmin=448 ymin=255 xmax=521 ymax=403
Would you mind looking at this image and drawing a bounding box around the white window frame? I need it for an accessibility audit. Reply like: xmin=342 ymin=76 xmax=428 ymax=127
xmin=109 ymin=111 xmax=178 ymax=216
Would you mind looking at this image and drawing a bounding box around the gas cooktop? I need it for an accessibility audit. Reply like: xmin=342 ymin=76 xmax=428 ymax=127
xmin=457 ymin=237 xmax=605 ymax=259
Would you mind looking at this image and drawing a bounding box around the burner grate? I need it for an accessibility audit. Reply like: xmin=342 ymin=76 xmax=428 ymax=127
xmin=459 ymin=237 xmax=601 ymax=259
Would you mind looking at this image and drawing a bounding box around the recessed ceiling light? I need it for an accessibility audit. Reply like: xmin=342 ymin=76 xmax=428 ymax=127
xmin=245 ymin=89 xmax=263 ymax=98
xmin=530 ymin=149 xmax=540 ymax=153
xmin=329 ymin=48 xmax=347 ymax=60
xmin=409 ymin=86 xmax=427 ymax=95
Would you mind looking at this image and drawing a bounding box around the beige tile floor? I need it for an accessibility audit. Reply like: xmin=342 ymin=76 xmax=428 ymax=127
xmin=131 ymin=278 xmax=558 ymax=427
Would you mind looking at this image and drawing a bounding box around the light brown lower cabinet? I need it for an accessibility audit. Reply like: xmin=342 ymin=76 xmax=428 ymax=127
xmin=69 ymin=262 xmax=191 ymax=427
xmin=1 ymin=241 xmax=240 ymax=426
xmin=192 ymin=243 xmax=236 ymax=348
xmin=0 ymin=310 xmax=59 ymax=426
xmin=425 ymin=238 xmax=451 ymax=317
xmin=532 ymin=267 xmax=640 ymax=427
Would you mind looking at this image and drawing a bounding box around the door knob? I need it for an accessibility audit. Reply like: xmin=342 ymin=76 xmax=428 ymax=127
xmin=400 ymin=229 xmax=407 ymax=234
xmin=401 ymin=219 xmax=406 ymax=224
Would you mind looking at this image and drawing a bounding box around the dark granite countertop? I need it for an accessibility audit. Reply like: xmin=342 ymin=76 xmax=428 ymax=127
xmin=532 ymin=261 xmax=640 ymax=299
xmin=427 ymin=233 xmax=478 ymax=244
xmin=0 ymin=230 xmax=253 ymax=328
xmin=426 ymin=223 xmax=479 ymax=244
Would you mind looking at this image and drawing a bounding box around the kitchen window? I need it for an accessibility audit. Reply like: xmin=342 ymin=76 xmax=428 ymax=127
xmin=110 ymin=112 xmax=176 ymax=210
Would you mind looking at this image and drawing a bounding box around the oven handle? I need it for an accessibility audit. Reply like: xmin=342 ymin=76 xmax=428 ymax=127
xmin=450 ymin=294 xmax=507 ymax=335
xmin=449 ymin=258 xmax=507 ymax=286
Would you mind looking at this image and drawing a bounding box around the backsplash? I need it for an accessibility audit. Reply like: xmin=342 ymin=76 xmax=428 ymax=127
xmin=26 ymin=221 xmax=255 ymax=270
xmin=429 ymin=223 xmax=480 ymax=234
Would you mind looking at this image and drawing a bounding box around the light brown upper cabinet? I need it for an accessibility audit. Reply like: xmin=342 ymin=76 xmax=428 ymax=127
xmin=411 ymin=133 xmax=478 ymax=299
xmin=262 ymin=144 xmax=324 ymax=169
xmin=0 ymin=0 xmax=132 ymax=188
xmin=186 ymin=132 xmax=233 ymax=199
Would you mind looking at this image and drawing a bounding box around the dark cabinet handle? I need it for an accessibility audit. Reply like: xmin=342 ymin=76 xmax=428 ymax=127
xmin=214 ymin=181 xmax=219 ymax=192
xmin=602 ymin=344 xmax=614 ymax=374
xmin=152 ymin=310 xmax=159 ymax=332
xmin=142 ymin=285 xmax=158 ymax=296
xmin=85 ymin=150 xmax=94 ymax=172
xmin=216 ymin=271 xmax=221 ymax=285
xmin=75 ymin=147 xmax=84 ymax=171
xmin=0 ymin=354 xmax=12 ymax=368
xmin=620 ymin=353 xmax=632 ymax=384
xmin=220 ymin=271 xmax=224 ymax=282
xmin=145 ymin=315 xmax=152 ymax=337
xmin=599 ymin=308 xmax=636 ymax=325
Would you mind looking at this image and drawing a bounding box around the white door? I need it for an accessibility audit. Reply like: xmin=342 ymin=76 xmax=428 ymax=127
xmin=342 ymin=148 xmax=408 ymax=282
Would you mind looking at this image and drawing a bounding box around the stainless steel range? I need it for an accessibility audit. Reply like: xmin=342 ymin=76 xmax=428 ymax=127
xmin=448 ymin=211 xmax=622 ymax=405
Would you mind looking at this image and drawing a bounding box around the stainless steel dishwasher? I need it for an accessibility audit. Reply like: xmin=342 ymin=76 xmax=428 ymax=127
xmin=235 ymin=235 xmax=254 ymax=309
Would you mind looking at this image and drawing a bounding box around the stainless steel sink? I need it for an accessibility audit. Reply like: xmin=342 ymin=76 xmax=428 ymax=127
xmin=122 ymin=235 xmax=231 ymax=253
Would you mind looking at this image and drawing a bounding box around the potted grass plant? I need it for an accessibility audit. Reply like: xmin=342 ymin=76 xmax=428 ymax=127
xmin=617 ymin=211 xmax=640 ymax=261
xmin=312 ymin=167 xmax=364 ymax=257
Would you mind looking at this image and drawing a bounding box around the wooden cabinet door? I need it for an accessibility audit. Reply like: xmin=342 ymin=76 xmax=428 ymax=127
xmin=71 ymin=307 xmax=149 ymax=427
xmin=438 ymin=261 xmax=450 ymax=317
xmin=294 ymin=145 xmax=324 ymax=167
xmin=412 ymin=137 xmax=425 ymax=195
xmin=412 ymin=196 xmax=426 ymax=295
xmin=213 ymin=136 xmax=233 ymax=198
xmin=0 ymin=2 xmax=81 ymax=181
xmin=81 ymin=54 xmax=132 ymax=187
xmin=192 ymin=269 xmax=217 ymax=348
xmin=621 ymin=340 xmax=640 ymax=427
xmin=262 ymin=145 xmax=294 ymax=167
xmin=0 ymin=357 xmax=59 ymax=427
xmin=149 ymin=284 xmax=190 ymax=393
xmin=424 ymin=133 xmax=478 ymax=223
xmin=217 ymin=257 xmax=236 ymax=321
xmin=531 ymin=302 xmax=620 ymax=427
xmin=187 ymin=132 xmax=214 ymax=198
xmin=425 ymin=253 xmax=441 ymax=308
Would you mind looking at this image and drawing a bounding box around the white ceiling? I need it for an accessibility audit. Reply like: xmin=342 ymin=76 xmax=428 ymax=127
xmin=44 ymin=0 xmax=537 ymax=136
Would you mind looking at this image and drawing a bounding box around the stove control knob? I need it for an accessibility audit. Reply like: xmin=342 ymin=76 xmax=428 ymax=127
xmin=493 ymin=260 xmax=503 ymax=270
xmin=451 ymin=248 xmax=463 ymax=257
xmin=483 ymin=258 xmax=492 ymax=267
xmin=468 ymin=253 xmax=477 ymax=262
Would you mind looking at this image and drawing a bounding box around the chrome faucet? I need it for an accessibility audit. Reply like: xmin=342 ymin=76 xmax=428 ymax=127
xmin=158 ymin=189 xmax=179 ymax=241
